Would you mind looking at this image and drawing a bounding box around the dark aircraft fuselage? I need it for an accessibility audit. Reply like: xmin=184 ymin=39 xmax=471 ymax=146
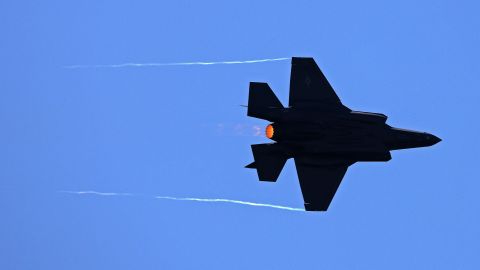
xmin=246 ymin=57 xmax=441 ymax=211
xmin=265 ymin=109 xmax=441 ymax=163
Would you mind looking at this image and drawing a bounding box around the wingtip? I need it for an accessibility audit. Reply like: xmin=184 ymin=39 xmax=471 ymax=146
xmin=291 ymin=57 xmax=315 ymax=64
xmin=304 ymin=203 xmax=328 ymax=212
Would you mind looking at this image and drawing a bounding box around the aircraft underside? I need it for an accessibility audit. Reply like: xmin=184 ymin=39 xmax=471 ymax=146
xmin=246 ymin=57 xmax=440 ymax=211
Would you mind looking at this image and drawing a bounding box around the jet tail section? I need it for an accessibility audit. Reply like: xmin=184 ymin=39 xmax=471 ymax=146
xmin=246 ymin=143 xmax=289 ymax=182
xmin=247 ymin=82 xmax=284 ymax=121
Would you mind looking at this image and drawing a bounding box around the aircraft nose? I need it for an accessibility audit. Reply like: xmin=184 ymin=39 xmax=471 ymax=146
xmin=426 ymin=133 xmax=441 ymax=145
xmin=432 ymin=135 xmax=442 ymax=145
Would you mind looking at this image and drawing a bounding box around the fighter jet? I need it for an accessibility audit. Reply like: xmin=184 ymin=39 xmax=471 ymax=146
xmin=246 ymin=57 xmax=441 ymax=211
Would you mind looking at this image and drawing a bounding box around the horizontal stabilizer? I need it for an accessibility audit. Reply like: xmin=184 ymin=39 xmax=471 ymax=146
xmin=249 ymin=143 xmax=289 ymax=182
xmin=247 ymin=82 xmax=284 ymax=121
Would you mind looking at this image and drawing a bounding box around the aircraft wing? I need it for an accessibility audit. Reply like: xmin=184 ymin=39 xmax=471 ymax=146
xmin=289 ymin=57 xmax=349 ymax=110
xmin=294 ymin=157 xmax=352 ymax=211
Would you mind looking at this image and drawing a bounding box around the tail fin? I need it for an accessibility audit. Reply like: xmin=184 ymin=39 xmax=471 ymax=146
xmin=247 ymin=82 xmax=284 ymax=121
xmin=246 ymin=143 xmax=289 ymax=182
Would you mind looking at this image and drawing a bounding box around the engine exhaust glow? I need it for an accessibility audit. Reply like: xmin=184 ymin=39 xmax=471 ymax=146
xmin=266 ymin=124 xmax=274 ymax=139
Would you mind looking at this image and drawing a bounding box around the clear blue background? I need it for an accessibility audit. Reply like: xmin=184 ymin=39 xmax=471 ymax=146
xmin=1 ymin=0 xmax=479 ymax=269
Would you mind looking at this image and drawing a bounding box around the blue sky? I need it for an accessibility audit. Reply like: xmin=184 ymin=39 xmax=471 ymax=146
xmin=1 ymin=0 xmax=479 ymax=269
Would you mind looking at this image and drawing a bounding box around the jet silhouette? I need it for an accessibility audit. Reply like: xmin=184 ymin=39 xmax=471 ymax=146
xmin=246 ymin=57 xmax=441 ymax=211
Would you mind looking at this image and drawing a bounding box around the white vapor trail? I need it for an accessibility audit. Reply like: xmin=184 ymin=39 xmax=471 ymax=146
xmin=59 ymin=190 xmax=133 ymax=196
xmin=155 ymin=196 xmax=304 ymax=212
xmin=59 ymin=190 xmax=303 ymax=212
xmin=63 ymin=57 xmax=290 ymax=69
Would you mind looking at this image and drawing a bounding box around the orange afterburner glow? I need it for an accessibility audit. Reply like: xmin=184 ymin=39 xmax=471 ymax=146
xmin=266 ymin=124 xmax=274 ymax=139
